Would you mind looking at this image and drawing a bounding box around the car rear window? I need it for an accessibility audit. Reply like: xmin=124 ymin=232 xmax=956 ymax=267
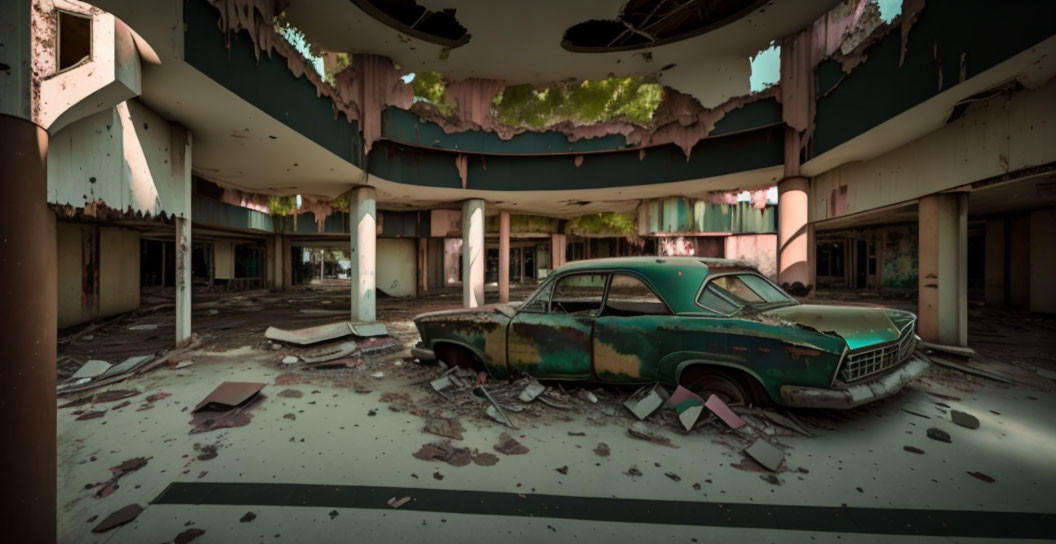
xmin=697 ymin=272 xmax=794 ymax=314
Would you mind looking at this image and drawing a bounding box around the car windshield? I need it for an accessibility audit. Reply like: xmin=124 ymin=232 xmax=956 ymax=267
xmin=698 ymin=273 xmax=795 ymax=313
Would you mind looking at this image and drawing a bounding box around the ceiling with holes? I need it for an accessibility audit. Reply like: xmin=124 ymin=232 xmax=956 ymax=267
xmin=286 ymin=0 xmax=834 ymax=107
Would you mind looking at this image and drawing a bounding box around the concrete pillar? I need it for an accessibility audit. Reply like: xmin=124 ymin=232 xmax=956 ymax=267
xmin=984 ymin=218 xmax=1006 ymax=307
xmin=462 ymin=199 xmax=485 ymax=307
xmin=918 ymin=193 xmax=968 ymax=346
xmin=0 ymin=114 xmax=57 ymax=544
xmin=350 ymin=186 xmax=376 ymax=322
xmin=417 ymin=237 xmax=428 ymax=297
xmin=174 ymin=217 xmax=192 ymax=346
xmin=551 ymin=233 xmax=567 ymax=270
xmin=1 ymin=2 xmax=56 ymax=536
xmin=777 ymin=177 xmax=813 ymax=295
xmin=499 ymin=210 xmax=510 ymax=303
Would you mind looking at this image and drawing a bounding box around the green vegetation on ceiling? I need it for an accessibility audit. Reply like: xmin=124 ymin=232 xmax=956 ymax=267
xmin=412 ymin=71 xmax=455 ymax=115
xmin=493 ymin=76 xmax=662 ymax=129
xmin=267 ymin=195 xmax=300 ymax=216
xmin=568 ymin=212 xmax=636 ymax=236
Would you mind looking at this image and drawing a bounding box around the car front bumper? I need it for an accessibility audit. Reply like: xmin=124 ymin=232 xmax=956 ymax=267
xmin=779 ymin=355 xmax=930 ymax=409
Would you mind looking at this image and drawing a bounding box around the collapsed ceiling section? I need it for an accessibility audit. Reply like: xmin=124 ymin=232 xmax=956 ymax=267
xmin=563 ymin=0 xmax=768 ymax=52
xmin=350 ymin=0 xmax=470 ymax=47
xmin=197 ymin=0 xmax=931 ymax=215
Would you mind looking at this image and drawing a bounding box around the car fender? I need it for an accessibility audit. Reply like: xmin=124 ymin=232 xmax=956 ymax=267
xmin=659 ymin=352 xmax=778 ymax=402
xmin=428 ymin=338 xmax=503 ymax=378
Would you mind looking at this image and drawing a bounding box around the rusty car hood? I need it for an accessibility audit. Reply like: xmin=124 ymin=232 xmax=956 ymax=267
xmin=414 ymin=303 xmax=518 ymax=322
xmin=762 ymin=304 xmax=901 ymax=351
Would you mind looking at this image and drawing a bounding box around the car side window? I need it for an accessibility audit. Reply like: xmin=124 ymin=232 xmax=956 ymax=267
xmin=604 ymin=274 xmax=670 ymax=316
xmin=551 ymin=273 xmax=607 ymax=317
xmin=696 ymin=283 xmax=742 ymax=315
xmin=520 ymin=279 xmax=555 ymax=313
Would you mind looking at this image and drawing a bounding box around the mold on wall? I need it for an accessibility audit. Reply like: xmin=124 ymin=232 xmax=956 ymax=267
xmin=725 ymin=233 xmax=778 ymax=279
xmin=883 ymin=224 xmax=918 ymax=291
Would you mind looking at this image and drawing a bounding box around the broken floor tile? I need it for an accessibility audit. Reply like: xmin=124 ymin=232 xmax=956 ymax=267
xmin=193 ymin=382 xmax=266 ymax=412
xmin=281 ymin=356 xmax=299 ymax=365
xmin=623 ymin=383 xmax=670 ymax=420
xmin=951 ymin=410 xmax=980 ymax=429
xmin=743 ymin=438 xmax=784 ymax=472
xmin=91 ymin=504 xmax=143 ymax=533
xmin=518 ymin=378 xmax=546 ymax=403
xmin=104 ymin=355 xmax=152 ymax=376
xmin=704 ymin=394 xmax=747 ymax=430
xmin=71 ymin=360 xmax=112 ymax=380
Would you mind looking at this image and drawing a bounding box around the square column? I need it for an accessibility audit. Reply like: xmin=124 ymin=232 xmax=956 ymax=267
xmin=350 ymin=186 xmax=377 ymax=322
xmin=551 ymin=233 xmax=567 ymax=270
xmin=918 ymin=193 xmax=968 ymax=346
xmin=777 ymin=176 xmax=813 ymax=295
xmin=463 ymin=199 xmax=485 ymax=308
xmin=175 ymin=217 xmax=192 ymax=346
xmin=499 ymin=210 xmax=510 ymax=303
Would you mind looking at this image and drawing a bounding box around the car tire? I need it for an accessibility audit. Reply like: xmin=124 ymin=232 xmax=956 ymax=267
xmin=681 ymin=367 xmax=753 ymax=406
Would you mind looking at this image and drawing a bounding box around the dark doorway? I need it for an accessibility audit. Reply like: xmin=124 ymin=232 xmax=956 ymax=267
xmin=856 ymin=240 xmax=868 ymax=288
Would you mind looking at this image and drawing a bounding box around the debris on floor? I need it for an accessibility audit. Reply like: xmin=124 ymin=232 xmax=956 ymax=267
xmin=518 ymin=378 xmax=546 ymax=402
xmin=173 ymin=527 xmax=205 ymax=544
xmin=91 ymin=504 xmax=143 ymax=533
xmin=704 ymin=394 xmax=747 ymax=430
xmin=412 ymin=441 xmax=500 ymax=467
xmin=494 ymin=434 xmax=530 ymax=455
xmin=926 ymin=427 xmax=952 ymax=443
xmin=966 ymin=471 xmax=996 ymax=483
xmin=423 ymin=417 xmax=465 ymax=440
xmin=743 ymin=438 xmax=784 ymax=472
xmin=239 ymin=511 xmax=256 ymax=523
xmin=623 ymin=383 xmax=670 ymax=420
xmin=950 ymin=409 xmax=981 ymax=429
xmin=387 ymin=496 xmax=411 ymax=508
xmin=189 ymin=382 xmax=265 ymax=434
xmin=70 ymin=360 xmax=112 ymax=381
xmin=666 ymin=386 xmax=706 ymax=431
xmin=301 ymin=341 xmax=358 ymax=364
xmin=627 ymin=422 xmax=679 ymax=448
xmin=265 ymin=321 xmax=388 ymax=345
xmin=193 ymin=382 xmax=266 ymax=412
xmin=89 ymin=457 xmax=150 ymax=498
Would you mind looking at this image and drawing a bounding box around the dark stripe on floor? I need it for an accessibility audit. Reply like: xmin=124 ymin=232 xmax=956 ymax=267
xmin=153 ymin=482 xmax=1054 ymax=539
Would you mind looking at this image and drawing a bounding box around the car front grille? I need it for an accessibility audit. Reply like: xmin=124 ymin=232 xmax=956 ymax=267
xmin=839 ymin=321 xmax=917 ymax=382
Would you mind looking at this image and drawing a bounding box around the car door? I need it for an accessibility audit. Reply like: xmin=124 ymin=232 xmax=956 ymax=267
xmin=506 ymin=272 xmax=606 ymax=379
xmin=593 ymin=273 xmax=684 ymax=382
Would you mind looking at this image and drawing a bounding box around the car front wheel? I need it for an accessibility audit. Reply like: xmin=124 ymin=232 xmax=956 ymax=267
xmin=681 ymin=367 xmax=752 ymax=406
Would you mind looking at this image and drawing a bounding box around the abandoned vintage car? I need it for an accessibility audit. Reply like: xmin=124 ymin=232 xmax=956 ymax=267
xmin=412 ymin=257 xmax=928 ymax=409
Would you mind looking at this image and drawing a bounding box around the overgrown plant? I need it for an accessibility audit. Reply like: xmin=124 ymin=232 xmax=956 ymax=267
xmin=493 ymin=76 xmax=662 ymax=129
xmin=568 ymin=212 xmax=636 ymax=236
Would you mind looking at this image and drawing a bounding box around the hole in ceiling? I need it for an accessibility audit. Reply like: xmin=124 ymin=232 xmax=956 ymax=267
xmin=562 ymin=0 xmax=768 ymax=52
xmin=351 ymin=0 xmax=471 ymax=48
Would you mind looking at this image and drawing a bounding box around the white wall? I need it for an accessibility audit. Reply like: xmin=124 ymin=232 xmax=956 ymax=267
xmin=811 ymin=79 xmax=1056 ymax=222
xmin=377 ymin=238 xmax=416 ymax=297
xmin=48 ymin=98 xmax=191 ymax=218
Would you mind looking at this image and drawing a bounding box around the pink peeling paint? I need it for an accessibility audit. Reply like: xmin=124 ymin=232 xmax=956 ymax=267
xmin=704 ymin=394 xmax=746 ymax=430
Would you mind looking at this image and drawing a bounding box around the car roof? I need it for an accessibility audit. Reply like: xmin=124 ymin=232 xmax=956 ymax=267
xmin=556 ymin=256 xmax=756 ymax=275
xmin=552 ymin=257 xmax=760 ymax=314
